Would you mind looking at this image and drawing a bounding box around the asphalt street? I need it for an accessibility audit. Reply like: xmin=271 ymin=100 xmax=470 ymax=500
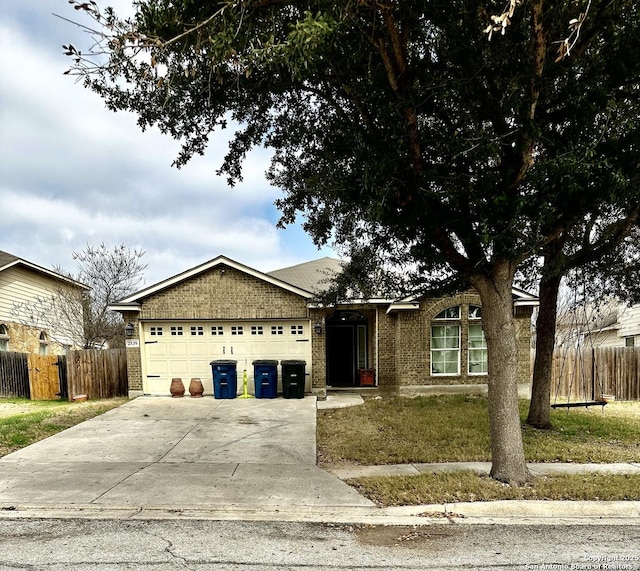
xmin=0 ymin=519 xmax=639 ymax=570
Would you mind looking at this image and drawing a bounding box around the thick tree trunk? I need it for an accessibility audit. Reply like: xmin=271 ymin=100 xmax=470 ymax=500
xmin=471 ymin=263 xmax=529 ymax=485
xmin=527 ymin=255 xmax=562 ymax=428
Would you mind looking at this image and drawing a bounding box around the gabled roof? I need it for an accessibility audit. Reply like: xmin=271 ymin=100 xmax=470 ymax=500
xmin=111 ymin=255 xmax=315 ymax=311
xmin=267 ymin=257 xmax=344 ymax=294
xmin=0 ymin=250 xmax=88 ymax=290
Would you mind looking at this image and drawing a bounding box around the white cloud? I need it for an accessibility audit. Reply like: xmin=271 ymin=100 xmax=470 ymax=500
xmin=0 ymin=1 xmax=337 ymax=288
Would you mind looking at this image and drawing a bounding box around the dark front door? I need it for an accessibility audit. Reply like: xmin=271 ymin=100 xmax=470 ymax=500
xmin=325 ymin=311 xmax=368 ymax=387
xmin=326 ymin=324 xmax=356 ymax=386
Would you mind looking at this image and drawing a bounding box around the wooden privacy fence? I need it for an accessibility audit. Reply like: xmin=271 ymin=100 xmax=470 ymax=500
xmin=65 ymin=349 xmax=128 ymax=400
xmin=0 ymin=352 xmax=30 ymax=398
xmin=28 ymin=354 xmax=61 ymax=400
xmin=552 ymin=347 xmax=640 ymax=402
xmin=0 ymin=349 xmax=128 ymax=401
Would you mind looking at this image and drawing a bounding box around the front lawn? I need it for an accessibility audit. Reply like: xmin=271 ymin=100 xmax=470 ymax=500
xmin=317 ymin=394 xmax=640 ymax=505
xmin=317 ymin=394 xmax=640 ymax=465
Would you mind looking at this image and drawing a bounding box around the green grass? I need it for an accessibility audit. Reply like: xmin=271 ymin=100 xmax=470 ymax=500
xmin=317 ymin=395 xmax=640 ymax=465
xmin=0 ymin=398 xmax=128 ymax=458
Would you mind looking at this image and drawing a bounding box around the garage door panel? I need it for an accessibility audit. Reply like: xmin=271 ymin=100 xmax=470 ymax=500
xmin=147 ymin=361 xmax=168 ymax=375
xmin=169 ymin=359 xmax=190 ymax=375
xmin=146 ymin=342 xmax=167 ymax=357
xmin=188 ymin=342 xmax=208 ymax=357
xmin=169 ymin=343 xmax=188 ymax=357
xmin=142 ymin=320 xmax=311 ymax=395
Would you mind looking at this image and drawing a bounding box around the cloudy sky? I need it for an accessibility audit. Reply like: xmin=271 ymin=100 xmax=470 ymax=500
xmin=0 ymin=1 xmax=336 ymax=286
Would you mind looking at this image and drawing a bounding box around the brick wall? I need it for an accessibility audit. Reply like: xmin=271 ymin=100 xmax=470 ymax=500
xmin=309 ymin=308 xmax=326 ymax=392
xmin=140 ymin=265 xmax=308 ymax=320
xmin=376 ymin=307 xmax=397 ymax=393
xmin=382 ymin=291 xmax=533 ymax=389
xmin=515 ymin=305 xmax=534 ymax=384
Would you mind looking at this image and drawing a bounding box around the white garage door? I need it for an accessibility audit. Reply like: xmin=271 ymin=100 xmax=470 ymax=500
xmin=141 ymin=321 xmax=311 ymax=395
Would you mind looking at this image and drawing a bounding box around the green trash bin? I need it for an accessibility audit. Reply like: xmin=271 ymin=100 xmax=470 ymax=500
xmin=281 ymin=360 xmax=306 ymax=399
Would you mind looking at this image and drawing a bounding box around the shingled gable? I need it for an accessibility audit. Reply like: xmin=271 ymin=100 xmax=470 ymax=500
xmin=267 ymin=257 xmax=345 ymax=295
xmin=109 ymin=254 xmax=314 ymax=311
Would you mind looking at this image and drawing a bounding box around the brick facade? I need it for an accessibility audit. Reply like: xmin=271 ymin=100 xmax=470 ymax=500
xmin=140 ymin=265 xmax=308 ymax=320
xmin=120 ymin=259 xmax=534 ymax=396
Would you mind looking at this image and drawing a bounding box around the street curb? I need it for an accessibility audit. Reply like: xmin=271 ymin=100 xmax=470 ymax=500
xmin=2 ymin=500 xmax=640 ymax=525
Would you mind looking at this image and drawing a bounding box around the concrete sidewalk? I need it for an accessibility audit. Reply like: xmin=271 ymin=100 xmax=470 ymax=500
xmin=328 ymin=461 xmax=640 ymax=479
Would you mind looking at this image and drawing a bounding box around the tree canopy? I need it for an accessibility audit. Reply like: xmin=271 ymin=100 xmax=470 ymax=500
xmin=66 ymin=0 xmax=640 ymax=483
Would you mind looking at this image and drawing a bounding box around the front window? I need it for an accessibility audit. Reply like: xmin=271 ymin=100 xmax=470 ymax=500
xmin=357 ymin=324 xmax=368 ymax=369
xmin=430 ymin=305 xmax=487 ymax=376
xmin=431 ymin=324 xmax=461 ymax=375
xmin=468 ymin=323 xmax=488 ymax=374
xmin=0 ymin=324 xmax=8 ymax=352
xmin=39 ymin=331 xmax=48 ymax=355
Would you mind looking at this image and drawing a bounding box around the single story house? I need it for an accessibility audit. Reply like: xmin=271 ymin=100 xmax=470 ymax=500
xmin=0 ymin=250 xmax=89 ymax=355
xmin=110 ymin=255 xmax=537 ymax=398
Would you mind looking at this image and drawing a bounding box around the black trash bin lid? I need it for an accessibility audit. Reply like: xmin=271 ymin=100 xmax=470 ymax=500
xmin=252 ymin=360 xmax=279 ymax=366
xmin=210 ymin=360 xmax=238 ymax=366
xmin=281 ymin=360 xmax=306 ymax=366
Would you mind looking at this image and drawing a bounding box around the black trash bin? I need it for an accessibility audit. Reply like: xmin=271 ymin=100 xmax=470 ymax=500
xmin=281 ymin=360 xmax=306 ymax=399
xmin=210 ymin=360 xmax=238 ymax=399
xmin=252 ymin=360 xmax=278 ymax=399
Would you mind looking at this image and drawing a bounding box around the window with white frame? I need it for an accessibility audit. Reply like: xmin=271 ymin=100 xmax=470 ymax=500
xmin=431 ymin=323 xmax=461 ymax=375
xmin=430 ymin=305 xmax=487 ymax=376
xmin=0 ymin=324 xmax=9 ymax=352
xmin=190 ymin=326 xmax=204 ymax=336
xmin=39 ymin=331 xmax=49 ymax=355
xmin=150 ymin=326 xmax=163 ymax=336
xmin=170 ymin=326 xmax=183 ymax=336
xmin=271 ymin=325 xmax=283 ymax=335
xmin=251 ymin=326 xmax=264 ymax=335
xmin=468 ymin=324 xmax=488 ymax=374
xmin=211 ymin=326 xmax=224 ymax=336
xmin=468 ymin=305 xmax=487 ymax=374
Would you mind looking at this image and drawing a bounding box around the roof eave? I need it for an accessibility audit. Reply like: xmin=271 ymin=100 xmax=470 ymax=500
xmin=108 ymin=303 xmax=141 ymax=313
xmin=0 ymin=259 xmax=90 ymax=290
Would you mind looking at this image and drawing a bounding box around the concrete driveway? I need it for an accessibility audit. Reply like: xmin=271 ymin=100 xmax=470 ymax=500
xmin=0 ymin=396 xmax=373 ymax=519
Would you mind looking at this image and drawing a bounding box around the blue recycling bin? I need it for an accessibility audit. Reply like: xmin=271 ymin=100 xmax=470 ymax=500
xmin=210 ymin=360 xmax=238 ymax=399
xmin=281 ymin=360 xmax=306 ymax=399
xmin=252 ymin=360 xmax=278 ymax=399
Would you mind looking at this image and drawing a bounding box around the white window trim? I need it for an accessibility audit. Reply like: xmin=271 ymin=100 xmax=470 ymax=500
xmin=468 ymin=323 xmax=488 ymax=376
xmin=0 ymin=324 xmax=9 ymax=352
xmin=431 ymin=323 xmax=461 ymax=376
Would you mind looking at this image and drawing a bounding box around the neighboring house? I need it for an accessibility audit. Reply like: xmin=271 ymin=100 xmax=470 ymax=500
xmin=110 ymin=255 xmax=537 ymax=398
xmin=583 ymin=302 xmax=640 ymax=348
xmin=0 ymin=250 xmax=89 ymax=355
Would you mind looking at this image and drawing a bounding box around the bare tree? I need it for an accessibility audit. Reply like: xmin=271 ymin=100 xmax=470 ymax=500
xmin=12 ymin=243 xmax=147 ymax=349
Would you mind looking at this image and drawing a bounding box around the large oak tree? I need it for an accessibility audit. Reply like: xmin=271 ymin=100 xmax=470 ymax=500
xmin=66 ymin=0 xmax=640 ymax=484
